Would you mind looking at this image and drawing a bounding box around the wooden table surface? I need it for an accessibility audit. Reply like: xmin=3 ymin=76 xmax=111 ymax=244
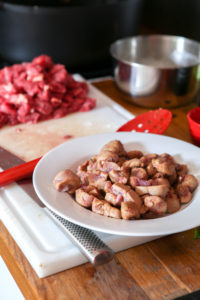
xmin=0 ymin=78 xmax=200 ymax=300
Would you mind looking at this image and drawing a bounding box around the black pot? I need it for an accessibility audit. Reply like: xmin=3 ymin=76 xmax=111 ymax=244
xmin=0 ymin=0 xmax=143 ymax=71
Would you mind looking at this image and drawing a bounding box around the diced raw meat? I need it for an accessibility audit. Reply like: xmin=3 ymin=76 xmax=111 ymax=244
xmin=32 ymin=55 xmax=53 ymax=69
xmin=121 ymin=201 xmax=140 ymax=220
xmin=53 ymin=139 xmax=199 ymax=221
xmin=0 ymin=55 xmax=96 ymax=127
xmin=92 ymin=198 xmax=121 ymax=219
xmin=53 ymin=169 xmax=81 ymax=194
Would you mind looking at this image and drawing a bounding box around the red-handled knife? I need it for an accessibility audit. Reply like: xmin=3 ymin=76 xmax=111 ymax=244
xmin=0 ymin=108 xmax=172 ymax=187
xmin=0 ymin=156 xmax=41 ymax=187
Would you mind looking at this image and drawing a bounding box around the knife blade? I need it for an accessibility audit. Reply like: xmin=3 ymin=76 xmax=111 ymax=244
xmin=0 ymin=146 xmax=114 ymax=266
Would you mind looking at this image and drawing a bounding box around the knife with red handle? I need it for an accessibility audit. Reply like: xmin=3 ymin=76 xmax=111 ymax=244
xmin=0 ymin=108 xmax=172 ymax=266
xmin=0 ymin=108 xmax=172 ymax=187
xmin=0 ymin=156 xmax=41 ymax=187
xmin=0 ymin=145 xmax=115 ymax=266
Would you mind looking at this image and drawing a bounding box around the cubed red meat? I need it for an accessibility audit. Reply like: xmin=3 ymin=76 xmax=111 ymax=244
xmin=32 ymin=55 xmax=53 ymax=69
xmin=0 ymin=55 xmax=96 ymax=127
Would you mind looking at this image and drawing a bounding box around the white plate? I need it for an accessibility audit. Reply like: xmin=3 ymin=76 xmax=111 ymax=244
xmin=33 ymin=132 xmax=200 ymax=236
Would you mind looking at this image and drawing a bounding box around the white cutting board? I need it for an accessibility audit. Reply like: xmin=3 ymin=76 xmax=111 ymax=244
xmin=0 ymin=75 xmax=133 ymax=162
xmin=0 ymin=76 xmax=160 ymax=278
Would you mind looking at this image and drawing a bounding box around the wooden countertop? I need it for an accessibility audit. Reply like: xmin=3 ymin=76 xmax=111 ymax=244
xmin=0 ymin=78 xmax=200 ymax=300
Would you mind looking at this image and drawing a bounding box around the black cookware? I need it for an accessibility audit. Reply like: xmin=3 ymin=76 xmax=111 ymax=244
xmin=0 ymin=0 xmax=143 ymax=72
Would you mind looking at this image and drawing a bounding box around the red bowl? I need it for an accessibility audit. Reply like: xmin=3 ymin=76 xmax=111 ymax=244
xmin=187 ymin=107 xmax=200 ymax=146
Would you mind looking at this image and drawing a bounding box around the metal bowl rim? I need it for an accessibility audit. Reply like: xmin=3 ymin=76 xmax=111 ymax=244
xmin=110 ymin=34 xmax=200 ymax=69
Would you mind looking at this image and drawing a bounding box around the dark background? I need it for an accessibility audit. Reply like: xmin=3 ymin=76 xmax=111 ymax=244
xmin=140 ymin=0 xmax=200 ymax=42
xmin=0 ymin=0 xmax=199 ymax=79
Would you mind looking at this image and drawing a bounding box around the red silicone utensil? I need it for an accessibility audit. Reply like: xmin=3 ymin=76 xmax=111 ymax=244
xmin=0 ymin=108 xmax=172 ymax=187
xmin=117 ymin=108 xmax=172 ymax=134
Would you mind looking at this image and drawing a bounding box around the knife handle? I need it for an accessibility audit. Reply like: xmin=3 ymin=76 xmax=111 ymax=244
xmin=0 ymin=157 xmax=41 ymax=187
xmin=45 ymin=208 xmax=114 ymax=266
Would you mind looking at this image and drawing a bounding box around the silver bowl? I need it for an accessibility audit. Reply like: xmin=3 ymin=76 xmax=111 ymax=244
xmin=110 ymin=35 xmax=200 ymax=108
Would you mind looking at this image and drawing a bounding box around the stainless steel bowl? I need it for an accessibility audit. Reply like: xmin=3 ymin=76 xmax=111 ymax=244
xmin=110 ymin=35 xmax=200 ymax=108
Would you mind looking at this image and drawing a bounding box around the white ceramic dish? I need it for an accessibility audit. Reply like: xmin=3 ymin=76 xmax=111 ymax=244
xmin=33 ymin=132 xmax=200 ymax=236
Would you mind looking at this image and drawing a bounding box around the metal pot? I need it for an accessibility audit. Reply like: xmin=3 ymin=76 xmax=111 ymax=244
xmin=110 ymin=35 xmax=200 ymax=108
xmin=0 ymin=0 xmax=143 ymax=72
